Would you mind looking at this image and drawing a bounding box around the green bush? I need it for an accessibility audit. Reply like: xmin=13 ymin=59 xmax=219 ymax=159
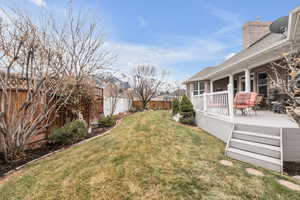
xmin=49 ymin=120 xmax=88 ymax=145
xmin=98 ymin=116 xmax=116 ymax=128
xmin=172 ymin=99 xmax=180 ymax=115
xmin=179 ymin=96 xmax=195 ymax=125
xmin=179 ymin=116 xmax=195 ymax=125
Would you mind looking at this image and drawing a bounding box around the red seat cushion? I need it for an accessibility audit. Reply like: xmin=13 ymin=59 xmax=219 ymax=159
xmin=234 ymin=92 xmax=257 ymax=109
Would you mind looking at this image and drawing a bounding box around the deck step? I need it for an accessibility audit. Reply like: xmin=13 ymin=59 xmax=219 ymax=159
xmin=230 ymin=139 xmax=281 ymax=159
xmin=227 ymin=148 xmax=282 ymax=172
xmin=232 ymin=130 xmax=280 ymax=146
xmin=235 ymin=124 xmax=280 ymax=136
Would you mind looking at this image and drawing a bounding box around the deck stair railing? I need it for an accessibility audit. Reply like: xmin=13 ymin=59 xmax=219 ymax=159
xmin=192 ymin=84 xmax=234 ymax=122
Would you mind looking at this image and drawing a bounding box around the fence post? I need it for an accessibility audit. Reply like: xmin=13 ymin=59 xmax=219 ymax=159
xmin=227 ymin=83 xmax=234 ymax=122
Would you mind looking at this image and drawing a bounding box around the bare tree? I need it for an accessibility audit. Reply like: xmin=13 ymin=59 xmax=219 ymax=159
xmin=269 ymin=48 xmax=300 ymax=124
xmin=129 ymin=64 xmax=168 ymax=110
xmin=0 ymin=8 xmax=109 ymax=162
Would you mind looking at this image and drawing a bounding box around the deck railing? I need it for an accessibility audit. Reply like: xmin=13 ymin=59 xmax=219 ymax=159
xmin=192 ymin=84 xmax=234 ymax=121
xmin=206 ymin=91 xmax=230 ymax=117
xmin=192 ymin=95 xmax=205 ymax=111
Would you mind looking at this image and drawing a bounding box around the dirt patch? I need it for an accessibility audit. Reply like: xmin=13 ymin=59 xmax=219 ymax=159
xmin=278 ymin=179 xmax=300 ymax=191
xmin=219 ymin=160 xmax=233 ymax=167
xmin=246 ymin=168 xmax=264 ymax=176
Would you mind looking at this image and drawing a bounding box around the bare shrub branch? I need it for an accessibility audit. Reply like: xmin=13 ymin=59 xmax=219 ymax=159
xmin=0 ymin=7 xmax=110 ymax=162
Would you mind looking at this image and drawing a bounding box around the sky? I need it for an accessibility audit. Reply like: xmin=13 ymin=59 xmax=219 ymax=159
xmin=0 ymin=0 xmax=299 ymax=82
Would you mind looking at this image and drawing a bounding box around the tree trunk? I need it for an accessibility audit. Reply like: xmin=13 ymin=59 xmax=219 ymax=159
xmin=0 ymin=134 xmax=9 ymax=163
xmin=142 ymin=101 xmax=147 ymax=110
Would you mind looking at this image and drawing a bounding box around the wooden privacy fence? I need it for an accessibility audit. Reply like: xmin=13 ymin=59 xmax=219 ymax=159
xmin=0 ymin=87 xmax=104 ymax=149
xmin=133 ymin=101 xmax=171 ymax=110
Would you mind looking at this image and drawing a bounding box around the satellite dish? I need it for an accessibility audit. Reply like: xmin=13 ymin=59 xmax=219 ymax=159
xmin=270 ymin=16 xmax=289 ymax=34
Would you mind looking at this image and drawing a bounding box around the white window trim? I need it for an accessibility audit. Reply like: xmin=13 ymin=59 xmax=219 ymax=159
xmin=239 ymin=72 xmax=255 ymax=92
xmin=193 ymin=81 xmax=205 ymax=96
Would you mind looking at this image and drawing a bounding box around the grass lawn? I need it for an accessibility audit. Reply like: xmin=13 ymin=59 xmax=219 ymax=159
xmin=1 ymin=111 xmax=300 ymax=200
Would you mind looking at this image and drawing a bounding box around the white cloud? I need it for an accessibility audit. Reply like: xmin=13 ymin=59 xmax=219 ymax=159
xmin=137 ymin=16 xmax=147 ymax=28
xmin=28 ymin=0 xmax=46 ymax=7
xmin=104 ymin=37 xmax=227 ymax=81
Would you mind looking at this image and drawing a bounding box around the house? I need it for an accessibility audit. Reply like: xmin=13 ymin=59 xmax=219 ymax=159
xmin=100 ymin=78 xmax=132 ymax=116
xmin=184 ymin=6 xmax=300 ymax=172
xmin=170 ymin=88 xmax=186 ymax=100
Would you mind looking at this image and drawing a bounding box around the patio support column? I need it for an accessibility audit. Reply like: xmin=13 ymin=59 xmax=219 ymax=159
xmin=245 ymin=69 xmax=251 ymax=92
xmin=210 ymin=80 xmax=214 ymax=93
xmin=228 ymin=74 xmax=234 ymax=122
xmin=204 ymin=81 xmax=210 ymax=93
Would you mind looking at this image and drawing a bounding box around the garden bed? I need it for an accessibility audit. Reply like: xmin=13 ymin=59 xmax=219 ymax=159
xmin=0 ymin=126 xmax=110 ymax=176
xmin=0 ymin=112 xmax=133 ymax=177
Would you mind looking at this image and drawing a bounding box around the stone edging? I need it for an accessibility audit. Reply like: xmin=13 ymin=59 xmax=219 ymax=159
xmin=0 ymin=118 xmax=123 ymax=180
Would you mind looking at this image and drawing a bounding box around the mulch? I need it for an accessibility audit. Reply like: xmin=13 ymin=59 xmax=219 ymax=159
xmin=284 ymin=162 xmax=300 ymax=176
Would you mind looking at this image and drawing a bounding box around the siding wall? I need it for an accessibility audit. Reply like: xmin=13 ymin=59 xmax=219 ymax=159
xmin=195 ymin=112 xmax=232 ymax=142
xmin=186 ymin=84 xmax=191 ymax=98
xmin=282 ymin=128 xmax=300 ymax=161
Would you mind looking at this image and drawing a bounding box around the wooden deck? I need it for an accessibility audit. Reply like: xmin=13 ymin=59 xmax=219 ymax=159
xmin=233 ymin=110 xmax=299 ymax=128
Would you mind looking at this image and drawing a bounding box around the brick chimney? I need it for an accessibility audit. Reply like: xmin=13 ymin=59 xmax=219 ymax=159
xmin=243 ymin=21 xmax=272 ymax=48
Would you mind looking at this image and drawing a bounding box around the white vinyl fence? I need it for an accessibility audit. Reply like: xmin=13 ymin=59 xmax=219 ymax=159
xmin=104 ymin=97 xmax=132 ymax=116
xmin=192 ymin=84 xmax=234 ymax=121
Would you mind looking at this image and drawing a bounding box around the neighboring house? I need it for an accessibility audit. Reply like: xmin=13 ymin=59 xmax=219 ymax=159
xmin=101 ymin=81 xmax=132 ymax=116
xmin=184 ymin=6 xmax=300 ymax=172
xmin=170 ymin=88 xmax=186 ymax=99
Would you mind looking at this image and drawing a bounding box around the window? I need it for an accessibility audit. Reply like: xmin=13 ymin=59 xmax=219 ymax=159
xmin=240 ymin=73 xmax=255 ymax=92
xmin=250 ymin=73 xmax=255 ymax=92
xmin=193 ymin=81 xmax=205 ymax=95
xmin=240 ymin=76 xmax=245 ymax=91
xmin=199 ymin=82 xmax=205 ymax=94
xmin=257 ymin=72 xmax=268 ymax=97
xmin=234 ymin=79 xmax=238 ymax=95
xmin=193 ymin=82 xmax=199 ymax=95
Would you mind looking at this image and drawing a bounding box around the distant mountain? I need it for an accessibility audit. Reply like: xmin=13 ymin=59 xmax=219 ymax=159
xmin=95 ymin=74 xmax=130 ymax=89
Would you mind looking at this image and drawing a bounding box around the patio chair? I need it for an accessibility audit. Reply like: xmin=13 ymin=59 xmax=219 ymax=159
xmin=234 ymin=92 xmax=257 ymax=116
xmin=253 ymin=95 xmax=264 ymax=113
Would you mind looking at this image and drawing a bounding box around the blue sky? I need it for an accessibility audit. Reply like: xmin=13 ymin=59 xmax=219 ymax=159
xmin=0 ymin=0 xmax=299 ymax=82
